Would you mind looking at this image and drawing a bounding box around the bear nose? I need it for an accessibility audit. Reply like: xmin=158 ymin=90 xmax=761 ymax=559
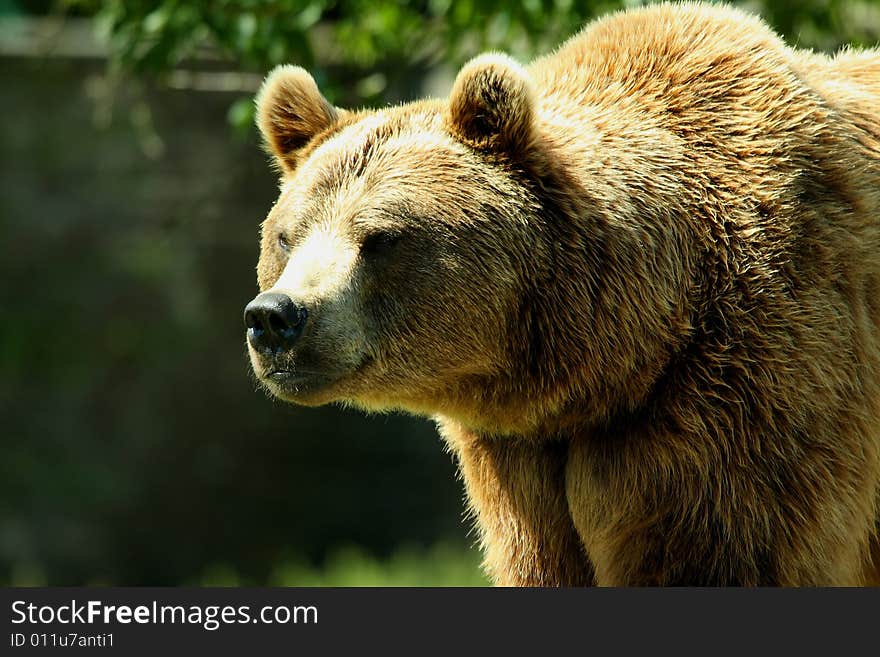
xmin=243 ymin=292 xmax=308 ymax=353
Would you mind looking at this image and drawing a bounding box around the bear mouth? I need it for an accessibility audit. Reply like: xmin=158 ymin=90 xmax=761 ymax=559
xmin=252 ymin=352 xmax=376 ymax=406
xmin=258 ymin=366 xmax=350 ymax=405
xmin=264 ymin=367 xmax=329 ymax=386
xmin=265 ymin=368 xmax=297 ymax=380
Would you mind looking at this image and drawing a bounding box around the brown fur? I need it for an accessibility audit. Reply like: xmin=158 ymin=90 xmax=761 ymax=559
xmin=248 ymin=2 xmax=880 ymax=585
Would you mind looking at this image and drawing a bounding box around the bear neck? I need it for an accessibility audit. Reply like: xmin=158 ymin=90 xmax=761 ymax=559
xmin=434 ymin=121 xmax=702 ymax=439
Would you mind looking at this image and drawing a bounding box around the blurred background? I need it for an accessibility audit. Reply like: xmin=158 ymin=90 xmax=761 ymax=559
xmin=1 ymin=0 xmax=878 ymax=586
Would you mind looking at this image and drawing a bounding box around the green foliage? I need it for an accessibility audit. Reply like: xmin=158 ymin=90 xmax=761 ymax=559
xmin=270 ymin=544 xmax=488 ymax=587
xmin=67 ymin=0 xmax=591 ymax=75
xmin=197 ymin=543 xmax=488 ymax=586
xmin=57 ymin=0 xmax=880 ymax=131
xmin=66 ymin=0 xmax=880 ymax=73
xmin=7 ymin=544 xmax=488 ymax=587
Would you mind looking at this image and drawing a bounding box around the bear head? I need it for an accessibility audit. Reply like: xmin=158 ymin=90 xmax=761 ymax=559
xmin=244 ymin=55 xmax=659 ymax=433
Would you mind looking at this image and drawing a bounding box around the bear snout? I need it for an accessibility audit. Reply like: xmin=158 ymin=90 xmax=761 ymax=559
xmin=243 ymin=291 xmax=308 ymax=355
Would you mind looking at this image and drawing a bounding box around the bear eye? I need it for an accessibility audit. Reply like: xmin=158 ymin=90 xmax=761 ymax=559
xmin=277 ymin=233 xmax=291 ymax=252
xmin=361 ymin=230 xmax=401 ymax=257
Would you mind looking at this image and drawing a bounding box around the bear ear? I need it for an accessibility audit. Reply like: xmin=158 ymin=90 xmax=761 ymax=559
xmin=446 ymin=53 xmax=536 ymax=154
xmin=255 ymin=65 xmax=343 ymax=174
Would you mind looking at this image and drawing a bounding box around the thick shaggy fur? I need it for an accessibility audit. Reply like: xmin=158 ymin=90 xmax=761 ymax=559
xmin=249 ymin=2 xmax=880 ymax=585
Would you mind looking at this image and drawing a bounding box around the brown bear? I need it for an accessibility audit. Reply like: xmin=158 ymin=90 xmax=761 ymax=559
xmin=243 ymin=1 xmax=880 ymax=585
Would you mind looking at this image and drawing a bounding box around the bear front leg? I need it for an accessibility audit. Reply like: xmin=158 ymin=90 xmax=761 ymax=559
xmin=443 ymin=425 xmax=594 ymax=586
